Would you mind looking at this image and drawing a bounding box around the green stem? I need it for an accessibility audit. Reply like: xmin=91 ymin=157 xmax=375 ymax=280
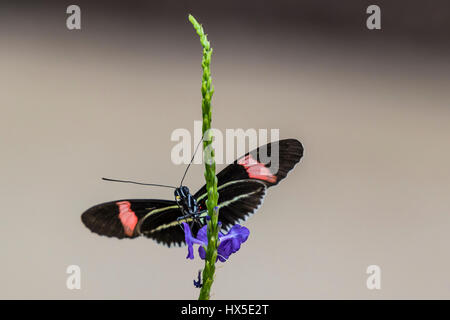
xmin=188 ymin=14 xmax=219 ymax=301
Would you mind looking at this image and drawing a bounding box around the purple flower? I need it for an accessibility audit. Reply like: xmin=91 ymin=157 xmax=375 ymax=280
xmin=182 ymin=222 xmax=250 ymax=262
xmin=193 ymin=270 xmax=202 ymax=288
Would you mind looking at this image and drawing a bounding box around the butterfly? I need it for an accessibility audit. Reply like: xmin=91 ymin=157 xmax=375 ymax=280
xmin=81 ymin=139 xmax=303 ymax=247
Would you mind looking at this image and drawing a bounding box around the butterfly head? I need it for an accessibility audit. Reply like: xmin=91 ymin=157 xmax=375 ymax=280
xmin=174 ymin=186 xmax=189 ymax=199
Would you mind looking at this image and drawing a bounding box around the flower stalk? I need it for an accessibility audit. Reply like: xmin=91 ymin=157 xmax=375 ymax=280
xmin=188 ymin=14 xmax=219 ymax=300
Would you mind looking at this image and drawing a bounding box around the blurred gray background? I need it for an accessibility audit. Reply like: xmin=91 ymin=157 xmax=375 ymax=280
xmin=0 ymin=1 xmax=449 ymax=299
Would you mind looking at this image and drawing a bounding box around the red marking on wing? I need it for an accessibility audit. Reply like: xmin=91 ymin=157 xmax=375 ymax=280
xmin=116 ymin=201 xmax=138 ymax=237
xmin=237 ymin=154 xmax=277 ymax=183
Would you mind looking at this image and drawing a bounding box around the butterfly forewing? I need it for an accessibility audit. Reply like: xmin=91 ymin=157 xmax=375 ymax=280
xmin=194 ymin=139 xmax=303 ymax=197
xmin=192 ymin=139 xmax=303 ymax=231
xmin=81 ymin=199 xmax=179 ymax=239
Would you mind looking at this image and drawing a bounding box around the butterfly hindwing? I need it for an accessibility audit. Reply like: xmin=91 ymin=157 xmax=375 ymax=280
xmin=138 ymin=206 xmax=196 ymax=247
xmin=81 ymin=199 xmax=179 ymax=239
xmin=196 ymin=179 xmax=267 ymax=231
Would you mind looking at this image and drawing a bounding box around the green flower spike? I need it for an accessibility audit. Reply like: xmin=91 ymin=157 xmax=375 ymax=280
xmin=188 ymin=14 xmax=219 ymax=301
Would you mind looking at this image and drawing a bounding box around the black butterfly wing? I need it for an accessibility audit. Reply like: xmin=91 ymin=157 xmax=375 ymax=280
xmin=194 ymin=139 xmax=303 ymax=230
xmin=196 ymin=179 xmax=267 ymax=231
xmin=194 ymin=139 xmax=303 ymax=198
xmin=138 ymin=206 xmax=193 ymax=247
xmin=81 ymin=199 xmax=179 ymax=240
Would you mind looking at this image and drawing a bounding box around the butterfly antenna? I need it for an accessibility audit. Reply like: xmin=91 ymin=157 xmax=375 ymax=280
xmin=102 ymin=177 xmax=177 ymax=189
xmin=179 ymin=137 xmax=203 ymax=187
